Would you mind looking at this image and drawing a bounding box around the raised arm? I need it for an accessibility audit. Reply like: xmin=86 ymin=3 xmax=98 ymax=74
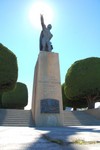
xmin=40 ymin=14 xmax=46 ymax=29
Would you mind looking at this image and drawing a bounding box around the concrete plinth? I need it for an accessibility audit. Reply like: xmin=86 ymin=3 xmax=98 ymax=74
xmin=32 ymin=52 xmax=63 ymax=127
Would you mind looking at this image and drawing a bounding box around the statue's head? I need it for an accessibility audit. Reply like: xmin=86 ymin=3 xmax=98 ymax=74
xmin=47 ymin=24 xmax=52 ymax=30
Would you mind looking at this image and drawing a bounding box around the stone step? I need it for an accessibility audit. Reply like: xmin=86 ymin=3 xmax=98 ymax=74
xmin=63 ymin=111 xmax=100 ymax=126
xmin=0 ymin=109 xmax=34 ymax=127
xmin=0 ymin=109 xmax=100 ymax=127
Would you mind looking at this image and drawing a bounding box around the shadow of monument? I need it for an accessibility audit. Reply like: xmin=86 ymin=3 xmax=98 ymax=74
xmin=25 ymin=126 xmax=100 ymax=150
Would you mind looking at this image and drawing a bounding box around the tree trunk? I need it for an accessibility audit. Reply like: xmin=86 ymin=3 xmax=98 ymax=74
xmin=0 ymin=99 xmax=2 ymax=108
xmin=87 ymin=97 xmax=95 ymax=109
xmin=73 ymin=106 xmax=77 ymax=111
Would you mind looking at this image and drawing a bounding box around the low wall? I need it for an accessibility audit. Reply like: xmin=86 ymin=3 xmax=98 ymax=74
xmin=85 ymin=108 xmax=100 ymax=119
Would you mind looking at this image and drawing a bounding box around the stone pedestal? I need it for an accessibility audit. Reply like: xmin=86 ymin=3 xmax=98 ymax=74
xmin=32 ymin=52 xmax=63 ymax=127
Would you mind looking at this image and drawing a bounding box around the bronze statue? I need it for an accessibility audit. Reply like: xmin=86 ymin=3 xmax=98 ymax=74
xmin=40 ymin=14 xmax=53 ymax=52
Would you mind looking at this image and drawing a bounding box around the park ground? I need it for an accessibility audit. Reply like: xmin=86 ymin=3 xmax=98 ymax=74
xmin=0 ymin=126 xmax=100 ymax=150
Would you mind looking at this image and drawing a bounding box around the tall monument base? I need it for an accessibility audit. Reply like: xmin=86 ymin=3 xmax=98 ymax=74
xmin=32 ymin=52 xmax=63 ymax=127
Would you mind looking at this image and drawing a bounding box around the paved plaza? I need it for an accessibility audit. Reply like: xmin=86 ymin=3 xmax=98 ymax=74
xmin=0 ymin=126 xmax=100 ymax=150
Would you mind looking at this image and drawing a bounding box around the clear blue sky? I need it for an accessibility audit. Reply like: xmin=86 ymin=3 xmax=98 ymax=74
xmin=0 ymin=0 xmax=100 ymax=108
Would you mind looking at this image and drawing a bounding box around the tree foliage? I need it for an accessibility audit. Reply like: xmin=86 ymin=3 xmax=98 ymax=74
xmin=62 ymin=83 xmax=88 ymax=110
xmin=65 ymin=57 xmax=100 ymax=109
xmin=2 ymin=82 xmax=28 ymax=109
xmin=0 ymin=43 xmax=18 ymax=92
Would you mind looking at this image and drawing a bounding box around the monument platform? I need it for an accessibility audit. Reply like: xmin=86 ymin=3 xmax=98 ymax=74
xmin=32 ymin=52 xmax=63 ymax=127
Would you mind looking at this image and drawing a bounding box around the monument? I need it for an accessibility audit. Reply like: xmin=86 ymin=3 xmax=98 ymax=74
xmin=40 ymin=14 xmax=53 ymax=52
xmin=32 ymin=15 xmax=63 ymax=126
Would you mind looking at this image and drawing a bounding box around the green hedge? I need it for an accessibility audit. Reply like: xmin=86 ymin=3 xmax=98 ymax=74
xmin=62 ymin=83 xmax=88 ymax=110
xmin=65 ymin=57 xmax=100 ymax=109
xmin=2 ymin=82 xmax=28 ymax=109
xmin=65 ymin=57 xmax=100 ymax=99
xmin=0 ymin=43 xmax=18 ymax=92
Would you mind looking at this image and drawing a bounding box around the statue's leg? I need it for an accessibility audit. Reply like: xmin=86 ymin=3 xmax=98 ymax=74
xmin=47 ymin=41 xmax=52 ymax=52
xmin=42 ymin=38 xmax=46 ymax=51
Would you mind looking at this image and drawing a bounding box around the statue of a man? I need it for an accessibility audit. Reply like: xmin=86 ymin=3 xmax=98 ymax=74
xmin=40 ymin=14 xmax=53 ymax=52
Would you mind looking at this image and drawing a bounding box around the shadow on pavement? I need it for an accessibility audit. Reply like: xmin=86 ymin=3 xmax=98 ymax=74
xmin=25 ymin=126 xmax=100 ymax=150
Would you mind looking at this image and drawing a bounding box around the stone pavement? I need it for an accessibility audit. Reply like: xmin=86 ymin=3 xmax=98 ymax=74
xmin=0 ymin=126 xmax=100 ymax=150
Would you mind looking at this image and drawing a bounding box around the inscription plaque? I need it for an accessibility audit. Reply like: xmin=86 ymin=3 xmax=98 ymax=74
xmin=41 ymin=99 xmax=60 ymax=113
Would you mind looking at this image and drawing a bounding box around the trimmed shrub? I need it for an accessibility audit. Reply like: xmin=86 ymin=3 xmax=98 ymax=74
xmin=0 ymin=43 xmax=18 ymax=92
xmin=62 ymin=83 xmax=88 ymax=110
xmin=2 ymin=82 xmax=28 ymax=109
xmin=65 ymin=57 xmax=100 ymax=109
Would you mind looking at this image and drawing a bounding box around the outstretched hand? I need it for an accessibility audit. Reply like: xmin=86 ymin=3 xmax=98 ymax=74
xmin=40 ymin=14 xmax=43 ymax=20
xmin=40 ymin=14 xmax=44 ymax=26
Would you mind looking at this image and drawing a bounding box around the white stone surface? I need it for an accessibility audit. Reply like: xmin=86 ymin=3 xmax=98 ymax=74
xmin=0 ymin=126 xmax=100 ymax=150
